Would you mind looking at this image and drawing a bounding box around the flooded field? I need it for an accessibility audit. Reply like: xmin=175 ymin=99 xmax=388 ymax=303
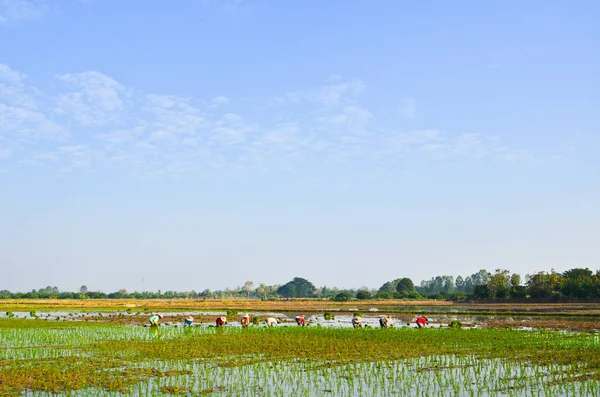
xmin=2 ymin=314 xmax=600 ymax=396
xmin=2 ymin=306 xmax=600 ymax=332
xmin=2 ymin=301 xmax=600 ymax=395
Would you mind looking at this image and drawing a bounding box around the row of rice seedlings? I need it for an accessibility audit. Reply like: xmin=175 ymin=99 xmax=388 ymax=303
xmin=107 ymin=357 xmax=600 ymax=396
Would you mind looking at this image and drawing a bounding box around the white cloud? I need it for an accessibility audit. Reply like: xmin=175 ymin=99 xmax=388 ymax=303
xmin=0 ymin=65 xmax=539 ymax=178
xmin=453 ymin=133 xmax=490 ymax=159
xmin=260 ymin=122 xmax=299 ymax=145
xmin=0 ymin=0 xmax=47 ymax=25
xmin=0 ymin=63 xmax=25 ymax=83
xmin=142 ymin=94 xmax=205 ymax=136
xmin=284 ymin=79 xmax=366 ymax=108
xmin=341 ymin=106 xmax=373 ymax=131
xmin=0 ymin=63 xmax=39 ymax=109
xmin=31 ymin=152 xmax=59 ymax=161
xmin=209 ymin=95 xmax=229 ymax=107
xmin=0 ymin=104 xmax=67 ymax=140
xmin=56 ymin=71 xmax=126 ymax=125
xmin=311 ymin=79 xmax=365 ymax=107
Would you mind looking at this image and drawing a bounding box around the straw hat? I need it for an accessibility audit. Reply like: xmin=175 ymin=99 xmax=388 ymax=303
xmin=185 ymin=316 xmax=193 ymax=322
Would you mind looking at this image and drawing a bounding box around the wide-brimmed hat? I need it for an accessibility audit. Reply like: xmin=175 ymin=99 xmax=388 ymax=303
xmin=185 ymin=316 xmax=193 ymax=321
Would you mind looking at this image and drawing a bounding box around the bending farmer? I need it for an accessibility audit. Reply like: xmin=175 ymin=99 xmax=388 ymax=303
xmin=416 ymin=316 xmax=428 ymax=328
xmin=149 ymin=314 xmax=163 ymax=327
xmin=240 ymin=314 xmax=250 ymax=328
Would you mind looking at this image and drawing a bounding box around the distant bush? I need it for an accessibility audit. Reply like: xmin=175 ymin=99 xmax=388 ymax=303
xmin=405 ymin=291 xmax=423 ymax=300
xmin=375 ymin=291 xmax=392 ymax=299
xmin=356 ymin=290 xmax=372 ymax=300
xmin=332 ymin=292 xmax=351 ymax=302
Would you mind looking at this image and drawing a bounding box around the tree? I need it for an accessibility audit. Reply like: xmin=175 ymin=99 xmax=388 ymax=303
xmin=396 ymin=278 xmax=416 ymax=297
xmin=356 ymin=290 xmax=372 ymax=300
xmin=487 ymin=269 xmax=510 ymax=299
xmin=462 ymin=276 xmax=473 ymax=292
xmin=526 ymin=270 xmax=564 ymax=299
xmin=242 ymin=281 xmax=254 ymax=298
xmin=472 ymin=284 xmax=490 ymax=299
xmin=378 ymin=279 xmax=401 ymax=294
xmin=79 ymin=285 xmax=88 ymax=294
xmin=510 ymin=274 xmax=521 ymax=288
xmin=562 ymin=268 xmax=595 ymax=298
xmin=471 ymin=270 xmax=491 ymax=288
xmin=276 ymin=277 xmax=316 ymax=298
xmin=441 ymin=275 xmax=455 ymax=293
xmin=256 ymin=283 xmax=275 ymax=300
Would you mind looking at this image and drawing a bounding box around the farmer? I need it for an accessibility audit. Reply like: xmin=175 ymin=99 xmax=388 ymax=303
xmin=295 ymin=316 xmax=306 ymax=326
xmin=240 ymin=314 xmax=250 ymax=328
xmin=352 ymin=315 xmax=362 ymax=328
xmin=216 ymin=316 xmax=227 ymax=327
xmin=416 ymin=316 xmax=428 ymax=328
xmin=266 ymin=317 xmax=279 ymax=327
xmin=184 ymin=315 xmax=194 ymax=327
xmin=379 ymin=315 xmax=392 ymax=328
xmin=149 ymin=314 xmax=163 ymax=327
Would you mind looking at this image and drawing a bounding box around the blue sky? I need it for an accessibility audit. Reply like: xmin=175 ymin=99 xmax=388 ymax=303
xmin=1 ymin=0 xmax=598 ymax=292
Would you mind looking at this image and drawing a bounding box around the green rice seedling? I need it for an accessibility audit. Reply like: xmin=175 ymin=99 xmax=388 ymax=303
xmin=448 ymin=320 xmax=462 ymax=328
xmin=2 ymin=319 xmax=600 ymax=395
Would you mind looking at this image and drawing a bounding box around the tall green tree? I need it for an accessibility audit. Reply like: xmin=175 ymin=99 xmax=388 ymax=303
xmin=487 ymin=269 xmax=510 ymax=299
xmin=276 ymin=277 xmax=316 ymax=298
xmin=396 ymin=278 xmax=416 ymax=297
xmin=562 ymin=268 xmax=595 ymax=298
xmin=526 ymin=270 xmax=564 ymax=299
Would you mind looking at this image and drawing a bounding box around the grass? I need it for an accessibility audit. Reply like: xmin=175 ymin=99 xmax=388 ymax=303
xmin=1 ymin=319 xmax=600 ymax=395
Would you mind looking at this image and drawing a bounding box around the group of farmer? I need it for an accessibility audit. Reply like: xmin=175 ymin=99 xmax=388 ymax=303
xmin=149 ymin=313 xmax=429 ymax=328
xmin=351 ymin=315 xmax=428 ymax=328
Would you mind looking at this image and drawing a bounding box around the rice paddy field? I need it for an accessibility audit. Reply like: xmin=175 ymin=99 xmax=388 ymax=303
xmin=2 ymin=302 xmax=600 ymax=396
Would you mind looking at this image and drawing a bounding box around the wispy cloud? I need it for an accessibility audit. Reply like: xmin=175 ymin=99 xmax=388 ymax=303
xmin=453 ymin=133 xmax=489 ymax=159
xmin=284 ymin=79 xmax=366 ymax=108
xmin=0 ymin=0 xmax=47 ymax=25
xmin=0 ymin=63 xmax=26 ymax=83
xmin=56 ymin=71 xmax=127 ymax=125
xmin=0 ymin=65 xmax=538 ymax=179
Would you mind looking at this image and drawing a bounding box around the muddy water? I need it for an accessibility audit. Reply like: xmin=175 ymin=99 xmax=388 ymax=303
xmin=2 ymin=309 xmax=599 ymax=331
xmin=0 ymin=310 xmax=491 ymax=329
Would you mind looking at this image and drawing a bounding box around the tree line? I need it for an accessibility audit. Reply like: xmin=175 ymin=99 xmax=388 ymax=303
xmin=1 ymin=268 xmax=599 ymax=301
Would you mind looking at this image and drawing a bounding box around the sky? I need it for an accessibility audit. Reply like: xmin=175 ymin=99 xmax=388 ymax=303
xmin=1 ymin=0 xmax=599 ymax=293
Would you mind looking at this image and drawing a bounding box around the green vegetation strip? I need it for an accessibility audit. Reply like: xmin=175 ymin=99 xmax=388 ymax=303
xmin=0 ymin=320 xmax=599 ymax=395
